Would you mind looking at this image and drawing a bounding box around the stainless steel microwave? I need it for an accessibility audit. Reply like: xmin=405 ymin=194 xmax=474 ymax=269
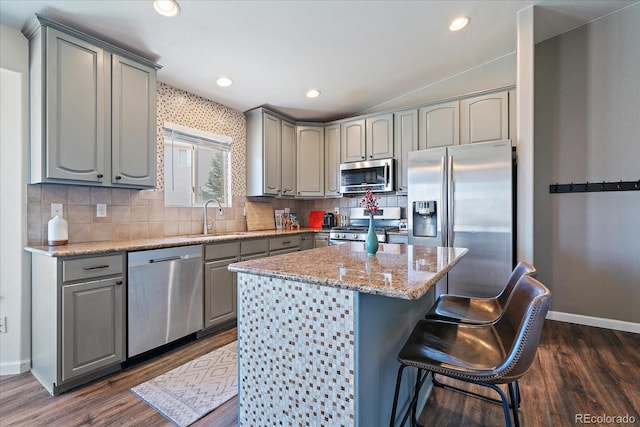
xmin=340 ymin=158 xmax=395 ymax=194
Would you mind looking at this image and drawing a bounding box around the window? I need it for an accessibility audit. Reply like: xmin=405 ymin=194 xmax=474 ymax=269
xmin=163 ymin=122 xmax=232 ymax=207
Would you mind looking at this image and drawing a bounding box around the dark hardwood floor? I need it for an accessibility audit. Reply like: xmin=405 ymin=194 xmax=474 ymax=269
xmin=1 ymin=320 xmax=638 ymax=426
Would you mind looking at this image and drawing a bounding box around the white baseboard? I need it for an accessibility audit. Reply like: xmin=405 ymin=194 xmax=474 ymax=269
xmin=0 ymin=359 xmax=31 ymax=376
xmin=547 ymin=311 xmax=640 ymax=334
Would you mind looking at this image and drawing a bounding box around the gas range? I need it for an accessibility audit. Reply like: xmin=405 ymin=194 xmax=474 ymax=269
xmin=329 ymin=207 xmax=401 ymax=244
xmin=329 ymin=225 xmax=398 ymax=243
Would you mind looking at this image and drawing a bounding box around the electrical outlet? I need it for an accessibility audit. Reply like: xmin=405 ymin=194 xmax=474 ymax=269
xmin=96 ymin=204 xmax=107 ymax=218
xmin=334 ymin=207 xmax=340 ymax=214
xmin=51 ymin=203 xmax=63 ymax=218
xmin=0 ymin=316 xmax=6 ymax=333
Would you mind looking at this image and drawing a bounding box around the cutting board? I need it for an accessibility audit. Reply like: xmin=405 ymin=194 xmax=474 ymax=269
xmin=245 ymin=202 xmax=276 ymax=231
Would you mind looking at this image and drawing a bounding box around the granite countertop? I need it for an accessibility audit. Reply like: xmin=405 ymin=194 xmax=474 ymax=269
xmin=24 ymin=228 xmax=323 ymax=257
xmin=229 ymin=243 xmax=468 ymax=300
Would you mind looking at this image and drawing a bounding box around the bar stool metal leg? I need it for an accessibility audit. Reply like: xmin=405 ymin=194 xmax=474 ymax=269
xmin=508 ymin=382 xmax=520 ymax=427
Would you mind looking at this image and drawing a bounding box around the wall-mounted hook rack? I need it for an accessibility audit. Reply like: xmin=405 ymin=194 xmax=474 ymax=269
xmin=549 ymin=180 xmax=640 ymax=194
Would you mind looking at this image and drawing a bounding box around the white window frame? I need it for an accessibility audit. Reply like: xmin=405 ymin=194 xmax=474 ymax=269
xmin=163 ymin=122 xmax=232 ymax=207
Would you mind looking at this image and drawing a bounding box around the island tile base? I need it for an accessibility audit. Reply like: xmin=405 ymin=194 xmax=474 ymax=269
xmin=237 ymin=272 xmax=435 ymax=426
xmin=238 ymin=273 xmax=356 ymax=425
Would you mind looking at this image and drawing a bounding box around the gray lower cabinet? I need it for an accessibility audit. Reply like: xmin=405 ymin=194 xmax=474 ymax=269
xmin=299 ymin=233 xmax=314 ymax=250
xmin=61 ymin=276 xmax=124 ymax=382
xmin=31 ymin=252 xmax=126 ymax=395
xmin=204 ymin=242 xmax=240 ymax=330
xmin=314 ymin=232 xmax=330 ymax=247
xmin=241 ymin=238 xmax=268 ymax=260
xmin=269 ymin=235 xmax=301 ymax=256
xmin=387 ymin=233 xmax=408 ymax=244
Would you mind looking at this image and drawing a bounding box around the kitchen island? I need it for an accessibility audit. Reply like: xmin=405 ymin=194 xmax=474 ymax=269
xmin=228 ymin=243 xmax=467 ymax=426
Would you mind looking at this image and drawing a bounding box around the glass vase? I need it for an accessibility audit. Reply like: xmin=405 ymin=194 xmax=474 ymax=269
xmin=365 ymin=213 xmax=379 ymax=255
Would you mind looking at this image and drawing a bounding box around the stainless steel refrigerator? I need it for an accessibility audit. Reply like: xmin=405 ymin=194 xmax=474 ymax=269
xmin=408 ymin=140 xmax=514 ymax=297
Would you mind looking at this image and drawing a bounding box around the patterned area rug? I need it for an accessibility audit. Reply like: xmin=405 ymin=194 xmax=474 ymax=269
xmin=131 ymin=341 xmax=237 ymax=427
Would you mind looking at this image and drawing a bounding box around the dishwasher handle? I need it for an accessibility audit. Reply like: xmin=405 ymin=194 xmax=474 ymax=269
xmin=128 ymin=245 xmax=202 ymax=268
xmin=148 ymin=255 xmax=183 ymax=264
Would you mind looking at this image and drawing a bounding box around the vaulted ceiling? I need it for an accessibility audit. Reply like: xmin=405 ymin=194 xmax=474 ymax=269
xmin=1 ymin=0 xmax=636 ymax=121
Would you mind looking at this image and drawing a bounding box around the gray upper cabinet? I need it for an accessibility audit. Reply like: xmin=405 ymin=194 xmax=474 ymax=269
xmin=324 ymin=124 xmax=341 ymax=197
xmin=394 ymin=109 xmax=418 ymax=194
xmin=365 ymin=113 xmax=394 ymax=160
xmin=262 ymin=112 xmax=281 ymax=195
xmin=419 ymin=101 xmax=459 ymax=149
xmin=341 ymin=119 xmax=366 ymax=163
xmin=246 ymin=108 xmax=298 ymax=197
xmin=341 ymin=114 xmax=394 ymax=163
xmin=111 ymin=55 xmax=157 ymax=187
xmin=39 ymin=27 xmax=108 ymax=184
xmin=296 ymin=126 xmax=325 ymax=197
xmin=25 ymin=15 xmax=159 ymax=189
xmin=281 ymin=120 xmax=297 ymax=196
xmin=460 ymin=91 xmax=509 ymax=145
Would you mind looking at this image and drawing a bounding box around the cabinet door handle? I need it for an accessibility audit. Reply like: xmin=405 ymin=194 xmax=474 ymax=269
xmin=115 ymin=175 xmax=122 ymax=180
xmin=115 ymin=280 xmax=123 ymax=285
xmin=83 ymin=265 xmax=110 ymax=270
xmin=281 ymin=241 xmax=291 ymax=245
xmin=97 ymin=174 xmax=103 ymax=179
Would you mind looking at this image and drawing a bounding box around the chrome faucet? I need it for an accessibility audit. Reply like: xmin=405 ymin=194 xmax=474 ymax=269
xmin=203 ymin=199 xmax=224 ymax=234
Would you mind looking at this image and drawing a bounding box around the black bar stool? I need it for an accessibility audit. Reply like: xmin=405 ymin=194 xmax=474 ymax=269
xmin=389 ymin=275 xmax=551 ymax=427
xmin=425 ymin=261 xmax=537 ymax=324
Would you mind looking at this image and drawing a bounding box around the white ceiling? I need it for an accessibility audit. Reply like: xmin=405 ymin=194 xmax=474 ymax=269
xmin=0 ymin=0 xmax=636 ymax=121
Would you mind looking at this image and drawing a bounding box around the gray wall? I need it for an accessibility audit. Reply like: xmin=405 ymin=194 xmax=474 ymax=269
xmin=534 ymin=4 xmax=640 ymax=323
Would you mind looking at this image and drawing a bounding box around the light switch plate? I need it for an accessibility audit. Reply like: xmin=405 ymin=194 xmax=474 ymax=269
xmin=51 ymin=203 xmax=63 ymax=218
xmin=96 ymin=204 xmax=107 ymax=218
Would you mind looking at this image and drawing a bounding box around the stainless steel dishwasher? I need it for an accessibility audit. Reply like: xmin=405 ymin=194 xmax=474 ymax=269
xmin=127 ymin=245 xmax=203 ymax=357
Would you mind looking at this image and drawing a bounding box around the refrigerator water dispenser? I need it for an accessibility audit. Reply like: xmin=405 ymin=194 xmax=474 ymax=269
xmin=413 ymin=201 xmax=437 ymax=237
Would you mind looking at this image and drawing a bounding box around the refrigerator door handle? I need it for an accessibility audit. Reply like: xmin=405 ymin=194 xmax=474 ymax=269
xmin=447 ymin=154 xmax=454 ymax=246
xmin=440 ymin=155 xmax=447 ymax=247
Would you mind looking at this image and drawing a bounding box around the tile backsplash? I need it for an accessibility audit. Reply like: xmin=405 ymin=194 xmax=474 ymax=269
xmin=27 ymin=185 xmax=251 ymax=245
xmin=27 ymin=185 xmax=406 ymax=245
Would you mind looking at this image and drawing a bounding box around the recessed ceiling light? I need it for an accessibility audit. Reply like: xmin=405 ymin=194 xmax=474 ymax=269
xmin=154 ymin=0 xmax=180 ymax=17
xmin=306 ymin=89 xmax=321 ymax=98
xmin=216 ymin=77 xmax=233 ymax=87
xmin=449 ymin=16 xmax=470 ymax=32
